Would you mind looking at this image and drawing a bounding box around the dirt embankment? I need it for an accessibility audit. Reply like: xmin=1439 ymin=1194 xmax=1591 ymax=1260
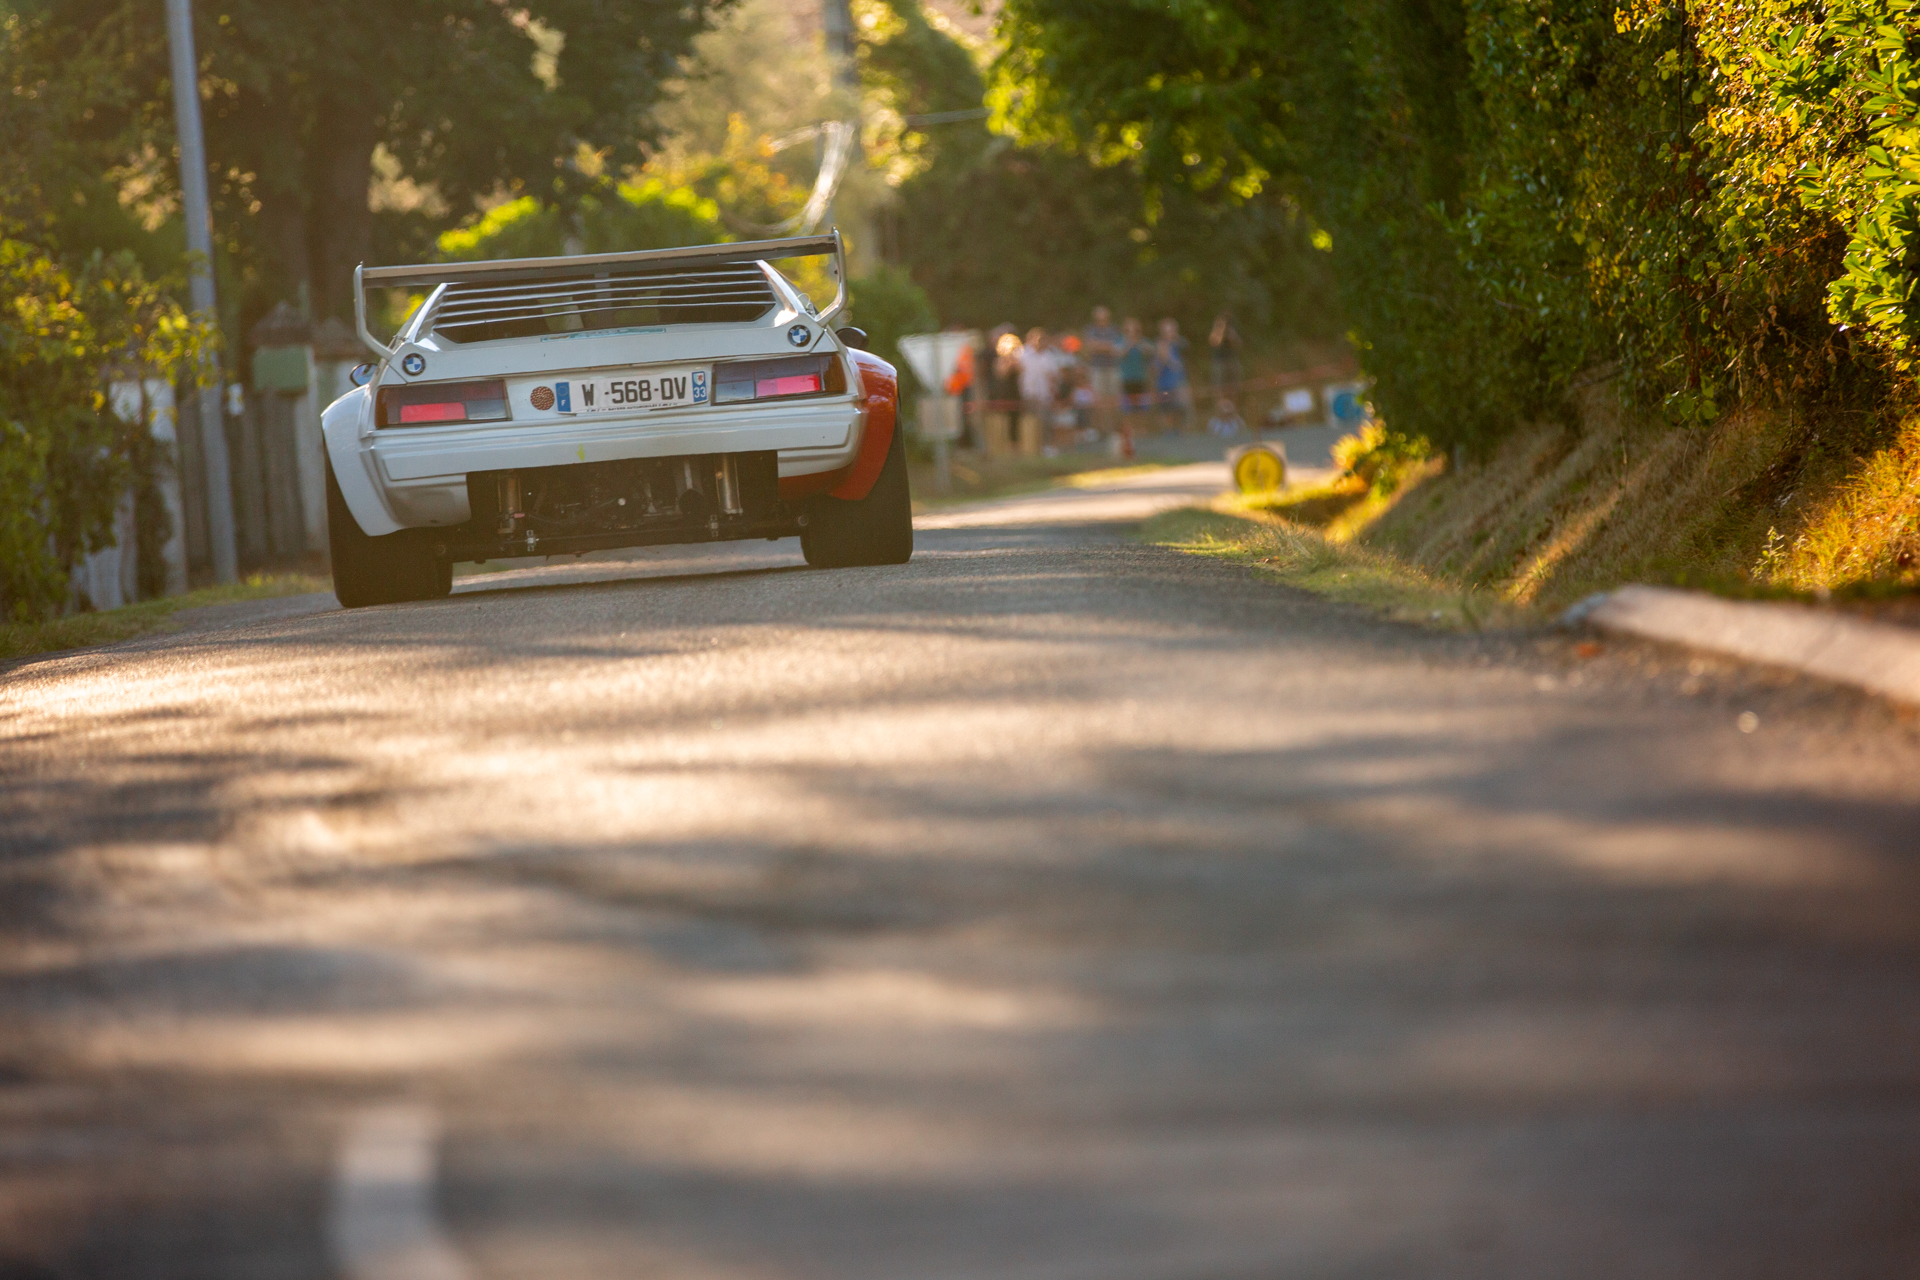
xmin=1268 ymin=387 xmax=1920 ymax=614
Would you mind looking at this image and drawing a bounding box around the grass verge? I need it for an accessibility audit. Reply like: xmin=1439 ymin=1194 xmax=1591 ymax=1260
xmin=1143 ymin=504 xmax=1523 ymax=630
xmin=0 ymin=573 xmax=330 ymax=662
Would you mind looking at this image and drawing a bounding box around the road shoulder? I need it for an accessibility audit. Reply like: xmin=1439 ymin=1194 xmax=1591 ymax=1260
xmin=0 ymin=575 xmax=332 ymax=665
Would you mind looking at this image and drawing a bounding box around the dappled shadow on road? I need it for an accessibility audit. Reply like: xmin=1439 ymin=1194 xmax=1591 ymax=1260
xmin=167 ymin=542 xmax=1429 ymax=684
xmin=6 ymin=524 xmax=1920 ymax=1275
xmin=386 ymin=758 xmax=1920 ymax=1275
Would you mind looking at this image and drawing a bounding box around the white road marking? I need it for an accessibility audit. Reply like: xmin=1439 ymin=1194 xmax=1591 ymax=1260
xmin=328 ymin=1103 xmax=473 ymax=1280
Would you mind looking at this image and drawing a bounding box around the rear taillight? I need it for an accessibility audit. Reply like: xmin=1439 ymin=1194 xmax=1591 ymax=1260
xmin=759 ymin=373 xmax=823 ymax=397
xmin=377 ymin=379 xmax=509 ymax=427
xmin=714 ymin=356 xmax=844 ymax=404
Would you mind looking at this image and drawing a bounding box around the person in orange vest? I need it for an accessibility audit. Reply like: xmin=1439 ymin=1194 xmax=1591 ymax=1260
xmin=945 ymin=343 xmax=973 ymax=397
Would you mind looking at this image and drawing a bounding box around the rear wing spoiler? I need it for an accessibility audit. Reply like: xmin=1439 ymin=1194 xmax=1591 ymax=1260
xmin=352 ymin=229 xmax=848 ymax=359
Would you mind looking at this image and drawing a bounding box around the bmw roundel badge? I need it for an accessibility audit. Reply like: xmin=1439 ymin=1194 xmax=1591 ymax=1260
xmin=401 ymin=352 xmax=427 ymax=376
xmin=786 ymin=324 xmax=811 ymax=348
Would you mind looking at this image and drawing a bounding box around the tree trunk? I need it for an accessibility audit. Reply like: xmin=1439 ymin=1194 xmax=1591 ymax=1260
xmin=307 ymin=106 xmax=379 ymax=321
xmin=254 ymin=185 xmax=312 ymax=324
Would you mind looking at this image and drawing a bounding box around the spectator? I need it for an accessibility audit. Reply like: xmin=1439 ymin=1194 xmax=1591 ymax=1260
xmin=1054 ymin=355 xmax=1088 ymax=450
xmin=1083 ymin=306 xmax=1124 ymax=436
xmin=1118 ymin=317 xmax=1153 ymax=417
xmin=1018 ymin=327 xmax=1059 ymax=456
xmin=1155 ymin=317 xmax=1194 ymax=432
xmin=1209 ymin=312 xmax=1243 ymax=396
xmin=985 ymin=326 xmax=1022 ymax=457
xmin=1070 ymin=377 xmax=1096 ymax=438
xmin=945 ymin=341 xmax=974 ymax=398
xmin=943 ymin=337 xmax=980 ymax=450
xmin=1207 ymin=398 xmax=1247 ymax=437
xmin=1054 ymin=334 xmax=1086 ymax=448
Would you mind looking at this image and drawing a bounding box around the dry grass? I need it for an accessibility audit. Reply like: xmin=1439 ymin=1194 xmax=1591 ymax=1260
xmin=1233 ymin=474 xmax=1371 ymax=528
xmin=1156 ymin=382 xmax=1920 ymax=619
xmin=0 ymin=574 xmax=328 ymax=662
xmin=1144 ymin=504 xmax=1520 ymax=629
xmin=1359 ymin=395 xmax=1849 ymax=611
xmin=1771 ymin=410 xmax=1920 ymax=592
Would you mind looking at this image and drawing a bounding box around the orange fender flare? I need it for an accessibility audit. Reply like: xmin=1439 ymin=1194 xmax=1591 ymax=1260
xmin=778 ymin=350 xmax=898 ymax=504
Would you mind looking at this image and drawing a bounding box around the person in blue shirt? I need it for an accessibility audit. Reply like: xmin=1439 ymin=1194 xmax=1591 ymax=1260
xmin=1118 ymin=318 xmax=1153 ymax=414
xmin=1155 ymin=317 xmax=1194 ymax=432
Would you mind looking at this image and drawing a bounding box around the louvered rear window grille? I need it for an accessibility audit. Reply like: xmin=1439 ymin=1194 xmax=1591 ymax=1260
xmin=428 ymin=265 xmax=778 ymax=344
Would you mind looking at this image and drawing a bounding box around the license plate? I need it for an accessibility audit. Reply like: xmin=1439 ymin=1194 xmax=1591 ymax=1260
xmin=556 ymin=366 xmax=710 ymax=414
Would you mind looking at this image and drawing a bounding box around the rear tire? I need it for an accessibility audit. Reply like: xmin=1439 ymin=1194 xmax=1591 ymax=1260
xmin=801 ymin=425 xmax=913 ymax=568
xmin=326 ymin=459 xmax=452 ymax=608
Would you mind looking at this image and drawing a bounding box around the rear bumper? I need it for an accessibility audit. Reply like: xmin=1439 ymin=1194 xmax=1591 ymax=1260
xmin=337 ymin=394 xmax=865 ymax=532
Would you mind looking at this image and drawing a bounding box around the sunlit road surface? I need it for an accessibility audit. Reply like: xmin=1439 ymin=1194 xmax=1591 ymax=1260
xmin=914 ymin=460 xmax=1253 ymax=530
xmin=5 ymin=460 xmax=1920 ymax=1277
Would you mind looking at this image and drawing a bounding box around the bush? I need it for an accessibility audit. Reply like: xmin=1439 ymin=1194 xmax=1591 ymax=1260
xmin=847 ymin=264 xmax=937 ymax=383
xmin=1333 ymin=424 xmax=1432 ymax=497
xmin=0 ymin=240 xmax=209 ymax=622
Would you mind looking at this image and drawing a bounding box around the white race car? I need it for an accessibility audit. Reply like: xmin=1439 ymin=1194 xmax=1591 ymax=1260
xmin=322 ymin=230 xmax=909 ymax=607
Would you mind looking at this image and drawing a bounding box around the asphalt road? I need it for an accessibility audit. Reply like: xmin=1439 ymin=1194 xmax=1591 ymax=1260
xmin=5 ymin=463 xmax=1920 ymax=1279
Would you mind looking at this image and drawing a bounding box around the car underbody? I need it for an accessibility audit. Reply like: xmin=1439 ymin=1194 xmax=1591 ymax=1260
xmin=446 ymin=450 xmax=793 ymax=563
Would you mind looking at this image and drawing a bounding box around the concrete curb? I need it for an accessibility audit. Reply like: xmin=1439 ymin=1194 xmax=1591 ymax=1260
xmin=1563 ymin=584 xmax=1920 ymax=707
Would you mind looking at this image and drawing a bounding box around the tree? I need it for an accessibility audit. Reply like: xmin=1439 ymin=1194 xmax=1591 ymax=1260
xmin=866 ymin=0 xmax=1342 ymax=350
xmin=991 ymin=0 xmax=1920 ymax=448
xmin=435 ymin=179 xmax=726 ymax=261
xmin=10 ymin=0 xmax=730 ymax=331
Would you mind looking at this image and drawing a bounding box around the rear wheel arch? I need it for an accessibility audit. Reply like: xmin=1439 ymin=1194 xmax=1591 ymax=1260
xmin=321 ymin=387 xmax=405 ymax=537
xmin=800 ymin=414 xmax=912 ymax=569
xmin=826 ymin=351 xmax=899 ymax=503
xmin=326 ymin=458 xmax=451 ymax=608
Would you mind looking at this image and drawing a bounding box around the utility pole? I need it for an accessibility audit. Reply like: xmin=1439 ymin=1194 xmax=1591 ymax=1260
xmin=165 ymin=0 xmax=238 ymax=584
xmin=820 ymin=0 xmax=873 ymax=277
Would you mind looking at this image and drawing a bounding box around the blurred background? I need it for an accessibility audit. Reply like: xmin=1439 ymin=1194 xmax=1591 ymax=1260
xmin=17 ymin=0 xmax=1912 ymax=623
xmin=0 ymin=0 xmax=1347 ymax=612
xmin=1 ymin=0 xmax=1343 ymax=385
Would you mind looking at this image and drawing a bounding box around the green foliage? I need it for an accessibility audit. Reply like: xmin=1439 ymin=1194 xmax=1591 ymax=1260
xmin=992 ymin=0 xmax=1289 ymax=195
xmin=0 ymin=239 xmax=212 ymax=622
xmin=991 ymin=0 xmax=1920 ymax=453
xmin=893 ymin=140 xmax=1339 ymax=342
xmin=437 ymin=181 xmax=726 ymax=261
xmin=9 ymin=0 xmax=728 ymax=330
xmin=1696 ymin=0 xmax=1920 ymax=369
xmin=847 ymin=264 xmax=937 ymax=378
xmin=869 ymin=1 xmax=1341 ymax=346
xmin=1333 ymin=424 xmax=1434 ymax=498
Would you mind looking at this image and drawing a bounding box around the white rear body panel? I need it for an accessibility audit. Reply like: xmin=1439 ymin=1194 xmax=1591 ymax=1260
xmin=324 ymin=251 xmax=865 ymax=537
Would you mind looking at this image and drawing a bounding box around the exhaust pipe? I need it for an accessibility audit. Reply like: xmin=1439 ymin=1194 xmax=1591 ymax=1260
xmin=676 ymin=458 xmax=712 ymax=519
xmin=496 ymin=473 xmax=522 ymax=535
